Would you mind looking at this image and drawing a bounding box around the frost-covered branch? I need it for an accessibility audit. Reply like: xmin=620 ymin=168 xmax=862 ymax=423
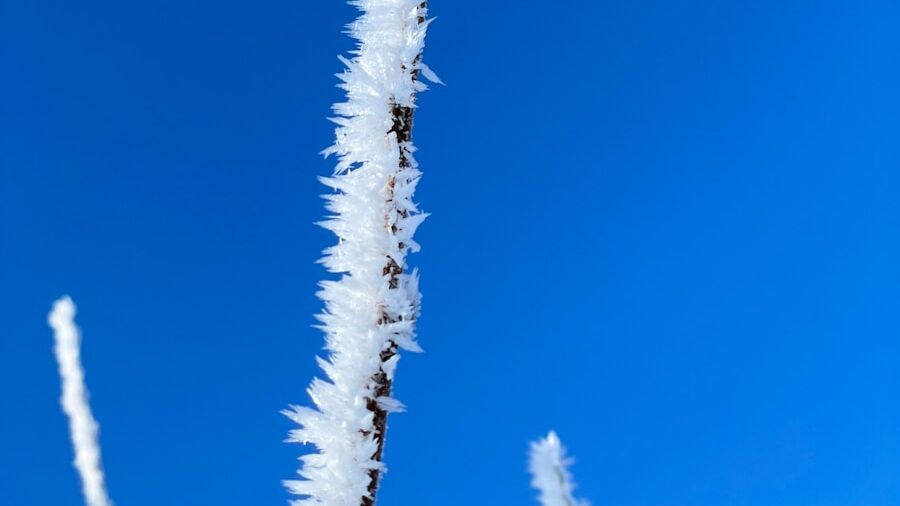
xmin=48 ymin=296 xmax=113 ymax=506
xmin=283 ymin=1 xmax=434 ymax=505
xmin=529 ymin=432 xmax=588 ymax=506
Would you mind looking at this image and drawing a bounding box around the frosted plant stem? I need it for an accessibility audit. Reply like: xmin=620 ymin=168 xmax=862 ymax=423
xmin=364 ymin=13 xmax=426 ymax=501
xmin=529 ymin=432 xmax=588 ymax=506
xmin=48 ymin=296 xmax=113 ymax=506
xmin=284 ymin=1 xmax=434 ymax=505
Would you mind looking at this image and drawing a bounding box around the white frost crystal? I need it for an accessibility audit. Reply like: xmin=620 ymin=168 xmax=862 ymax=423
xmin=284 ymin=1 xmax=433 ymax=504
xmin=49 ymin=296 xmax=113 ymax=506
xmin=529 ymin=432 xmax=589 ymax=506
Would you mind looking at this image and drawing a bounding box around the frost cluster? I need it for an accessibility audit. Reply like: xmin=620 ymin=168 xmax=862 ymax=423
xmin=529 ymin=432 xmax=589 ymax=506
xmin=283 ymin=1 xmax=434 ymax=504
xmin=48 ymin=296 xmax=113 ymax=506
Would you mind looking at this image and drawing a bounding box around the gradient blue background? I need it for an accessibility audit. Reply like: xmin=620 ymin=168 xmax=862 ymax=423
xmin=2 ymin=1 xmax=899 ymax=504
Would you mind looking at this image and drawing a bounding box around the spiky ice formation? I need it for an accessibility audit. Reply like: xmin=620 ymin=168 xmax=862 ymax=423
xmin=283 ymin=1 xmax=434 ymax=505
xmin=529 ymin=432 xmax=589 ymax=506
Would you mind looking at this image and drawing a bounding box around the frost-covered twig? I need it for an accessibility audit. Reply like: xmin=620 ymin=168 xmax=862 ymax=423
xmin=48 ymin=296 xmax=113 ymax=506
xmin=283 ymin=1 xmax=434 ymax=505
xmin=529 ymin=432 xmax=588 ymax=506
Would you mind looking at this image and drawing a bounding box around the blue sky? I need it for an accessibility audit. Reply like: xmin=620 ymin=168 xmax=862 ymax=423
xmin=2 ymin=1 xmax=899 ymax=505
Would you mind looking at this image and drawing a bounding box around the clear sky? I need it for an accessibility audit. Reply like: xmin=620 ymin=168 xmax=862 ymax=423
xmin=2 ymin=1 xmax=899 ymax=505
